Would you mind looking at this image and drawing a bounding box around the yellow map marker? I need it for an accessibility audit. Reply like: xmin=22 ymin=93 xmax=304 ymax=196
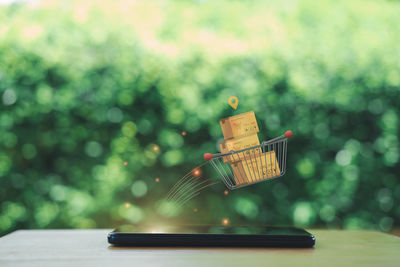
xmin=228 ymin=96 xmax=239 ymax=110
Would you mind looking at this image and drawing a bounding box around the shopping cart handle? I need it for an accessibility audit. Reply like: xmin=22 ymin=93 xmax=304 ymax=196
xmin=284 ymin=130 xmax=293 ymax=139
xmin=204 ymin=153 xmax=213 ymax=161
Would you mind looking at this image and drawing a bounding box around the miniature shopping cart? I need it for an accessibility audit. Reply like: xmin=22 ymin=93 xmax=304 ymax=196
xmin=204 ymin=130 xmax=293 ymax=190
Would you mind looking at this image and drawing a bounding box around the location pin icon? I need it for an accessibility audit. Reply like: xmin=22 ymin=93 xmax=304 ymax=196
xmin=228 ymin=96 xmax=239 ymax=110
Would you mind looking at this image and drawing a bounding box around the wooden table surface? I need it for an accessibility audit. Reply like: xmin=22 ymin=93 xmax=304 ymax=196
xmin=0 ymin=229 xmax=399 ymax=267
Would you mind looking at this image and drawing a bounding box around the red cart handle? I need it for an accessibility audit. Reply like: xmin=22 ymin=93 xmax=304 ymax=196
xmin=204 ymin=153 xmax=213 ymax=161
xmin=284 ymin=130 xmax=293 ymax=139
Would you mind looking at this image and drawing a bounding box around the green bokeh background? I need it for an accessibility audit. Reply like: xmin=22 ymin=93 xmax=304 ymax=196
xmin=1 ymin=0 xmax=399 ymax=236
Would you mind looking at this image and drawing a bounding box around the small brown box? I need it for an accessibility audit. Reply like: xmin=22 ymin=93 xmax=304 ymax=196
xmin=219 ymin=134 xmax=261 ymax=163
xmin=230 ymin=162 xmax=249 ymax=186
xmin=241 ymin=151 xmax=281 ymax=182
xmin=219 ymin=111 xmax=259 ymax=140
xmin=230 ymin=151 xmax=281 ymax=185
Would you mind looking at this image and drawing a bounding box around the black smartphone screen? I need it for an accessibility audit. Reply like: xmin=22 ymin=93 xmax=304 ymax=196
xmin=108 ymin=225 xmax=315 ymax=248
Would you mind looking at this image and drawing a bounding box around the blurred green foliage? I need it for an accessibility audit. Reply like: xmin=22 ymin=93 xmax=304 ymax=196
xmin=0 ymin=0 xmax=399 ymax=236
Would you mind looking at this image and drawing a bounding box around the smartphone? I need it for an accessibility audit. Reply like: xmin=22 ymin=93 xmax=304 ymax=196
xmin=108 ymin=225 xmax=315 ymax=248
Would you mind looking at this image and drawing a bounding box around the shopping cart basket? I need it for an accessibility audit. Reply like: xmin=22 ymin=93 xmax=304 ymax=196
xmin=204 ymin=130 xmax=293 ymax=190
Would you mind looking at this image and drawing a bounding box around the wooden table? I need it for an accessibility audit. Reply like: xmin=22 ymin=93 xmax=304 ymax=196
xmin=0 ymin=229 xmax=399 ymax=266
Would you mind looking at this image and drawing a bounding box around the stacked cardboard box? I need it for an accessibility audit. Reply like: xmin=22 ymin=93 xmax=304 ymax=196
xmin=231 ymin=151 xmax=281 ymax=184
xmin=219 ymin=111 xmax=280 ymax=186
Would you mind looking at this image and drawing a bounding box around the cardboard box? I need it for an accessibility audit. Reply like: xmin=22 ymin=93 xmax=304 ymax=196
xmin=230 ymin=151 xmax=281 ymax=184
xmin=219 ymin=111 xmax=259 ymax=140
xmin=219 ymin=134 xmax=261 ymax=163
xmin=231 ymin=162 xmax=249 ymax=186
